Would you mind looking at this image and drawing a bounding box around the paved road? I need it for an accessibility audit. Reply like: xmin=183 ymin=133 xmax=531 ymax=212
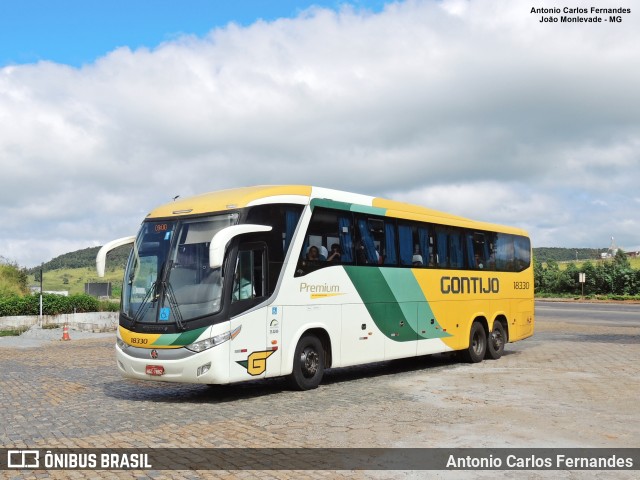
xmin=536 ymin=300 xmax=640 ymax=327
xmin=1 ymin=301 xmax=639 ymax=479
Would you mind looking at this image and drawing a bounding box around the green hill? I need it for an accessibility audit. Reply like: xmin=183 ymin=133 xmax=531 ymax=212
xmin=27 ymin=245 xmax=131 ymax=297
xmin=27 ymin=245 xmax=131 ymax=274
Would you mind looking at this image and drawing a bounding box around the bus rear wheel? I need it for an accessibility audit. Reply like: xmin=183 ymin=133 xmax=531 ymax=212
xmin=486 ymin=321 xmax=506 ymax=360
xmin=288 ymin=334 xmax=325 ymax=391
xmin=462 ymin=321 xmax=487 ymax=363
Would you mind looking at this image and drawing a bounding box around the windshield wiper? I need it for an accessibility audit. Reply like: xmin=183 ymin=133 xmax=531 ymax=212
xmin=131 ymin=281 xmax=158 ymax=327
xmin=158 ymin=260 xmax=185 ymax=331
xmin=163 ymin=281 xmax=185 ymax=331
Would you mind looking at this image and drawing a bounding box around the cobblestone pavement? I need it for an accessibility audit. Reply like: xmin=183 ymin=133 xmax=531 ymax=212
xmin=1 ymin=308 xmax=639 ymax=479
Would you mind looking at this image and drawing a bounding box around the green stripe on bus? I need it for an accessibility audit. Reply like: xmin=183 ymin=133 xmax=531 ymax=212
xmin=349 ymin=204 xmax=387 ymax=216
xmin=310 ymin=199 xmax=353 ymax=211
xmin=151 ymin=326 xmax=208 ymax=347
xmin=310 ymin=198 xmax=387 ymax=216
xmin=344 ymin=266 xmax=416 ymax=342
xmin=344 ymin=266 xmax=450 ymax=341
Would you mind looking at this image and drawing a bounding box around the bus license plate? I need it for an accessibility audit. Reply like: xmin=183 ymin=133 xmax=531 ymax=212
xmin=146 ymin=365 xmax=165 ymax=376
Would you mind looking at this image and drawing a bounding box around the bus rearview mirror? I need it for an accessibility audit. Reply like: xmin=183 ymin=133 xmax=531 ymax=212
xmin=209 ymin=224 xmax=272 ymax=269
xmin=96 ymin=236 xmax=136 ymax=277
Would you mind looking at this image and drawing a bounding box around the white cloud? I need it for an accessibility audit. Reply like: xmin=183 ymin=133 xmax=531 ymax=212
xmin=1 ymin=0 xmax=639 ymax=266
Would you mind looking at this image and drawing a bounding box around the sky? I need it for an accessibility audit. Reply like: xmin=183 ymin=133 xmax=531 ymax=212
xmin=1 ymin=0 xmax=639 ymax=268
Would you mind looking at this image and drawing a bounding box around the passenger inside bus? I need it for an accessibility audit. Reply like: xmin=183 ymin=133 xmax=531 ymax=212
xmin=327 ymin=244 xmax=341 ymax=263
xmin=306 ymin=245 xmax=321 ymax=262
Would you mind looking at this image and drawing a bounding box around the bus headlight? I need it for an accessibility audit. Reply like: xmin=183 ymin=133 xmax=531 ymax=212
xmin=185 ymin=325 xmax=241 ymax=353
xmin=116 ymin=337 xmax=129 ymax=351
xmin=186 ymin=331 xmax=230 ymax=353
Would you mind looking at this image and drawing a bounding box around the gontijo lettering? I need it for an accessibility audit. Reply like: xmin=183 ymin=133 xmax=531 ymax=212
xmin=441 ymin=276 xmax=500 ymax=294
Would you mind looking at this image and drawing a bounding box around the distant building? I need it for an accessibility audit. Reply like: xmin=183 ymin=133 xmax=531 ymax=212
xmin=600 ymin=248 xmax=639 ymax=259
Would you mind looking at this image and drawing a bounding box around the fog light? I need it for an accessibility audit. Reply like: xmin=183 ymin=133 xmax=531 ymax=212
xmin=197 ymin=362 xmax=211 ymax=376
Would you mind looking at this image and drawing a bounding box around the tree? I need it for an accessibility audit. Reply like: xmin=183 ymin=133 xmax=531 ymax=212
xmin=563 ymin=263 xmax=579 ymax=294
xmin=533 ymin=257 xmax=544 ymax=292
xmin=540 ymin=259 xmax=573 ymax=294
xmin=0 ymin=259 xmax=29 ymax=297
xmin=581 ymin=261 xmax=597 ymax=295
xmin=614 ymin=249 xmax=631 ymax=269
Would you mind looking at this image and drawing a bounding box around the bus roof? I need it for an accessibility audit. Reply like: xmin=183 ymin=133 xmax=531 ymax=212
xmin=147 ymin=185 xmax=528 ymax=237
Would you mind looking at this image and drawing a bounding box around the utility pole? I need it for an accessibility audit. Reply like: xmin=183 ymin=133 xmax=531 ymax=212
xmin=39 ymin=265 xmax=43 ymax=326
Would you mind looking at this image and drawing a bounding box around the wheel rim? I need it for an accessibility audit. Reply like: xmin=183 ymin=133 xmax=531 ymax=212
xmin=472 ymin=330 xmax=484 ymax=355
xmin=300 ymin=346 xmax=319 ymax=378
xmin=491 ymin=329 xmax=504 ymax=351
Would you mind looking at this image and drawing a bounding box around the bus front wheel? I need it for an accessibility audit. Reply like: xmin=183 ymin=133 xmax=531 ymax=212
xmin=462 ymin=322 xmax=487 ymax=363
xmin=288 ymin=334 xmax=325 ymax=391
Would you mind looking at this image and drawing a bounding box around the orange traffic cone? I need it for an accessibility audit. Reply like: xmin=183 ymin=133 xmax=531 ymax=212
xmin=62 ymin=324 xmax=71 ymax=341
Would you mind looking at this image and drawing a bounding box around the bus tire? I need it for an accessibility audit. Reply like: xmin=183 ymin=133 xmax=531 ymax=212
xmin=288 ymin=334 xmax=325 ymax=391
xmin=462 ymin=321 xmax=486 ymax=363
xmin=486 ymin=321 xmax=506 ymax=360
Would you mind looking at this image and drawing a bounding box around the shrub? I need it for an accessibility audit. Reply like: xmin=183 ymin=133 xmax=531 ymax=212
xmin=0 ymin=293 xmax=104 ymax=316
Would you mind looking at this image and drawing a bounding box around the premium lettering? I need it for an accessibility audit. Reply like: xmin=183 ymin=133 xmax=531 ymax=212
xmin=299 ymin=282 xmax=340 ymax=294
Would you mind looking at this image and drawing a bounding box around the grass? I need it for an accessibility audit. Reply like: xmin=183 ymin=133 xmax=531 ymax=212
xmin=35 ymin=267 xmax=124 ymax=297
xmin=556 ymin=256 xmax=640 ymax=270
xmin=42 ymin=323 xmax=62 ymax=330
xmin=0 ymin=327 xmax=28 ymax=337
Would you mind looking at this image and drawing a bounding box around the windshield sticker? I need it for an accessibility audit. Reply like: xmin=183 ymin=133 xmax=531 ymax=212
xmin=159 ymin=308 xmax=171 ymax=321
xmin=236 ymin=350 xmax=275 ymax=376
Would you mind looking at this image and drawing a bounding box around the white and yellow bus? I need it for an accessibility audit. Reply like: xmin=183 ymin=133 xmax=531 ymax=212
xmin=97 ymin=185 xmax=534 ymax=390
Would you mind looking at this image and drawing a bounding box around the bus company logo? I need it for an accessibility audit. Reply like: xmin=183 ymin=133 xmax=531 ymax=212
xmin=150 ymin=349 xmax=158 ymax=359
xmin=440 ymin=276 xmax=500 ymax=295
xmin=236 ymin=350 xmax=275 ymax=376
xmin=7 ymin=450 xmax=39 ymax=469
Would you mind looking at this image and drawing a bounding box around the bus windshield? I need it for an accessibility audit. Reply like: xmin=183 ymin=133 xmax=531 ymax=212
xmin=123 ymin=214 xmax=238 ymax=325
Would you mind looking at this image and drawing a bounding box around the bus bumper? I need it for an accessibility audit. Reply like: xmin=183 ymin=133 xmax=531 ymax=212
xmin=115 ymin=343 xmax=230 ymax=384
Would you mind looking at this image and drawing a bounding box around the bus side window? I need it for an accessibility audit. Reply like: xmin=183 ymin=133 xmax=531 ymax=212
xmin=514 ymin=235 xmax=531 ymax=271
xmin=232 ymin=247 xmax=265 ymax=302
xmin=495 ymin=234 xmax=515 ymax=272
xmin=356 ymin=215 xmax=398 ymax=265
xmin=470 ymin=232 xmax=489 ymax=270
xmin=295 ymin=208 xmax=354 ymax=276
xmin=398 ymin=224 xmax=414 ymax=266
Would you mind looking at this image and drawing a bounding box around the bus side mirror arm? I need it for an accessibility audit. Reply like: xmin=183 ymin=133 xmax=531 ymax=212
xmin=209 ymin=225 xmax=272 ymax=269
xmin=96 ymin=236 xmax=136 ymax=277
